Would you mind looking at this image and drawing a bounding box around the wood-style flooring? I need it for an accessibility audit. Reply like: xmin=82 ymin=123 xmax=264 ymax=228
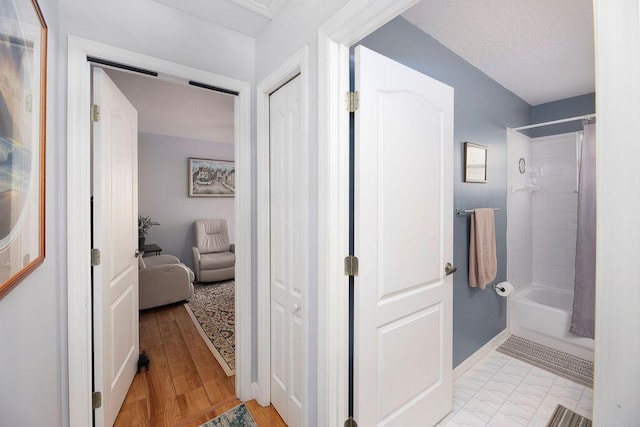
xmin=114 ymin=303 xmax=286 ymax=426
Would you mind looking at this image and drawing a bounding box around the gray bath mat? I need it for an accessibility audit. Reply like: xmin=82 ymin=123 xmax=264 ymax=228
xmin=497 ymin=335 xmax=593 ymax=387
xmin=546 ymin=404 xmax=592 ymax=427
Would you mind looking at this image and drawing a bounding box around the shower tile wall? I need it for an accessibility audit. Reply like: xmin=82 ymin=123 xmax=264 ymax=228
xmin=531 ymin=134 xmax=578 ymax=290
xmin=506 ymin=130 xmax=533 ymax=293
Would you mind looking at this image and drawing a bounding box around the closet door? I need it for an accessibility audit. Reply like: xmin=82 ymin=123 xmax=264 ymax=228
xmin=269 ymin=74 xmax=304 ymax=427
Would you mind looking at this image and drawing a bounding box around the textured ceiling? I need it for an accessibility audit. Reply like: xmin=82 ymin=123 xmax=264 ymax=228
xmin=105 ymin=69 xmax=235 ymax=144
xmin=402 ymin=0 xmax=595 ymax=105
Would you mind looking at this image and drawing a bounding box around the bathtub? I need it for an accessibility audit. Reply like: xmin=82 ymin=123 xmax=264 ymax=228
xmin=510 ymin=284 xmax=594 ymax=361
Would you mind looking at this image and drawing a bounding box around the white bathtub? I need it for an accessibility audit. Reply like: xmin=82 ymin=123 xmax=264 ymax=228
xmin=510 ymin=284 xmax=594 ymax=361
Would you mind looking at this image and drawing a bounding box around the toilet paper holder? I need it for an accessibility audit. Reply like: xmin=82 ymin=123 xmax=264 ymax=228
xmin=493 ymin=283 xmax=506 ymax=292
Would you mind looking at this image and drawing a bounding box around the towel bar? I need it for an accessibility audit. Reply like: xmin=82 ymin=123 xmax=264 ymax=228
xmin=455 ymin=208 xmax=501 ymax=216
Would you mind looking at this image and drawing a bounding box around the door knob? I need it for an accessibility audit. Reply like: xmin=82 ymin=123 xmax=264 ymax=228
xmin=445 ymin=262 xmax=457 ymax=276
xmin=135 ymin=249 xmax=143 ymax=258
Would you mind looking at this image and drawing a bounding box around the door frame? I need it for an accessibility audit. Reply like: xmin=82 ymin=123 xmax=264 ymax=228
xmin=66 ymin=36 xmax=253 ymax=426
xmin=256 ymin=46 xmax=309 ymax=413
xmin=316 ymin=1 xmax=428 ymax=425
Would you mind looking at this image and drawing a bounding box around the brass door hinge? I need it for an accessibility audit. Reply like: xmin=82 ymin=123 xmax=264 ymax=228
xmin=345 ymin=91 xmax=359 ymax=112
xmin=91 ymin=248 xmax=101 ymax=266
xmin=92 ymin=391 xmax=102 ymax=409
xmin=344 ymin=417 xmax=358 ymax=427
xmin=344 ymin=256 xmax=359 ymax=277
xmin=91 ymin=104 xmax=100 ymax=122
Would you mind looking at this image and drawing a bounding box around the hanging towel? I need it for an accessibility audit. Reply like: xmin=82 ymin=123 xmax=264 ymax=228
xmin=469 ymin=208 xmax=497 ymax=289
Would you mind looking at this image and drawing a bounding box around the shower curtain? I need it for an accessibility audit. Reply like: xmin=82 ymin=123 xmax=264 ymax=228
xmin=571 ymin=122 xmax=596 ymax=338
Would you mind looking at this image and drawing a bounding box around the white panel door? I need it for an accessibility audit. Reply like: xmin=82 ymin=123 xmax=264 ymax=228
xmin=354 ymin=46 xmax=454 ymax=427
xmin=269 ymin=75 xmax=304 ymax=427
xmin=92 ymin=67 xmax=139 ymax=427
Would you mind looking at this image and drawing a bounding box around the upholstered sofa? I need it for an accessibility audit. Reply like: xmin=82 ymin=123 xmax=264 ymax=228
xmin=138 ymin=254 xmax=194 ymax=310
xmin=192 ymin=219 xmax=235 ymax=282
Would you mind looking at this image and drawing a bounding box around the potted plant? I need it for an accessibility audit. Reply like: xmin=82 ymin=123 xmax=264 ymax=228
xmin=138 ymin=215 xmax=160 ymax=250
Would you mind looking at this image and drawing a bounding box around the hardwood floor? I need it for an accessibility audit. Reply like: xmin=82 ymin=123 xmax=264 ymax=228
xmin=114 ymin=303 xmax=286 ymax=427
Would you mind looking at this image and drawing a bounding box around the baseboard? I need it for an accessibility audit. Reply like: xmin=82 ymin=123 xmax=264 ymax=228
xmin=453 ymin=329 xmax=510 ymax=381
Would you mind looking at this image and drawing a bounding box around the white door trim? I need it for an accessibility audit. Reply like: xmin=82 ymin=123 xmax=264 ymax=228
xmin=592 ymin=1 xmax=640 ymax=424
xmin=66 ymin=36 xmax=253 ymax=426
xmin=256 ymin=46 xmax=309 ymax=411
xmin=316 ymin=1 xmax=423 ymax=425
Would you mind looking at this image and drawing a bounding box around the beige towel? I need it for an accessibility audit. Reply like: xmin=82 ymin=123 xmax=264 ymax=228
xmin=469 ymin=208 xmax=497 ymax=289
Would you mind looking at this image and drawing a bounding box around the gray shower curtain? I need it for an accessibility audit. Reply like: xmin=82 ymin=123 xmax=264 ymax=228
xmin=571 ymin=123 xmax=596 ymax=338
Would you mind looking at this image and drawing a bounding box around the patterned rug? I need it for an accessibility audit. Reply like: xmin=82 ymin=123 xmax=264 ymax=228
xmin=497 ymin=335 xmax=593 ymax=387
xmin=199 ymin=404 xmax=256 ymax=427
xmin=185 ymin=280 xmax=235 ymax=376
xmin=546 ymin=404 xmax=592 ymax=427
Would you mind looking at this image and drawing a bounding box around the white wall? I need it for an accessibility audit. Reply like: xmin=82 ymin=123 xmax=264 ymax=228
xmin=530 ymin=133 xmax=578 ymax=291
xmin=0 ymin=0 xmax=66 ymax=425
xmin=138 ymin=132 xmax=235 ymax=270
xmin=506 ymin=130 xmax=533 ymax=294
xmin=59 ymin=0 xmax=255 ymax=83
xmin=1 ymin=1 xmax=254 ymax=425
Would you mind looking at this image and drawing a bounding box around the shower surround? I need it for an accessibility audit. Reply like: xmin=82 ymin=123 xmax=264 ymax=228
xmin=506 ymin=131 xmax=593 ymax=360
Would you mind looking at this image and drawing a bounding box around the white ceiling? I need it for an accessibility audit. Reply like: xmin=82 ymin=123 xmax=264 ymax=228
xmin=402 ymin=0 xmax=595 ymax=105
xmin=153 ymin=0 xmax=286 ymax=37
xmin=105 ymin=68 xmax=235 ymax=144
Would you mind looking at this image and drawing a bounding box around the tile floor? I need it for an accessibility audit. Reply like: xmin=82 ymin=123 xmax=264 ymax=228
xmin=437 ymin=350 xmax=593 ymax=426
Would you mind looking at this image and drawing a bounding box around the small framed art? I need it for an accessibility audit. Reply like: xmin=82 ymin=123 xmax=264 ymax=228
xmin=464 ymin=142 xmax=487 ymax=183
xmin=189 ymin=158 xmax=235 ymax=197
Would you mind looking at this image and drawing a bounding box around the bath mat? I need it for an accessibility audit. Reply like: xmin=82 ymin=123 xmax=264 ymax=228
xmin=497 ymin=335 xmax=593 ymax=387
xmin=185 ymin=280 xmax=235 ymax=376
xmin=199 ymin=404 xmax=257 ymax=427
xmin=546 ymin=404 xmax=592 ymax=427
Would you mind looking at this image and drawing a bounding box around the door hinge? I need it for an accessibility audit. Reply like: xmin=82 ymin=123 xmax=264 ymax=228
xmin=345 ymin=91 xmax=359 ymax=112
xmin=344 ymin=417 xmax=358 ymax=427
xmin=344 ymin=255 xmax=359 ymax=277
xmin=90 ymin=104 xmax=100 ymax=122
xmin=91 ymin=248 xmax=101 ymax=266
xmin=92 ymin=391 xmax=102 ymax=409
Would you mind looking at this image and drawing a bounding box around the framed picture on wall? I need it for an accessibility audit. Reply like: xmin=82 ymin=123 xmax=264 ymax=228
xmin=189 ymin=158 xmax=235 ymax=197
xmin=464 ymin=142 xmax=488 ymax=183
xmin=0 ymin=0 xmax=48 ymax=300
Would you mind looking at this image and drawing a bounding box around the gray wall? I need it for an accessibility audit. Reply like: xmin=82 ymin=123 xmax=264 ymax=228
xmin=530 ymin=93 xmax=596 ymax=138
xmin=358 ymin=17 xmax=531 ymax=367
xmin=138 ymin=132 xmax=235 ymax=270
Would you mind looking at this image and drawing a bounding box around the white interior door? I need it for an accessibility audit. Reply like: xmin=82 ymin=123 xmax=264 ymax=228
xmin=269 ymin=74 xmax=304 ymax=427
xmin=92 ymin=67 xmax=139 ymax=427
xmin=354 ymin=46 xmax=454 ymax=427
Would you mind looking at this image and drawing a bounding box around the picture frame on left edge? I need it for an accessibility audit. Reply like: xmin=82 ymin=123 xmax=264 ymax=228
xmin=0 ymin=0 xmax=48 ymax=299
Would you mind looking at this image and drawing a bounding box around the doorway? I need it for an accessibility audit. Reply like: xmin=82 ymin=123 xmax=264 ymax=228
xmin=66 ymin=37 xmax=253 ymax=426
xmin=92 ymin=64 xmax=241 ymax=423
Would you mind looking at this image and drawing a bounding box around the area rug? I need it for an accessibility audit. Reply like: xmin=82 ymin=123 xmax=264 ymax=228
xmin=185 ymin=280 xmax=235 ymax=376
xmin=546 ymin=404 xmax=592 ymax=427
xmin=497 ymin=335 xmax=593 ymax=387
xmin=199 ymin=404 xmax=257 ymax=427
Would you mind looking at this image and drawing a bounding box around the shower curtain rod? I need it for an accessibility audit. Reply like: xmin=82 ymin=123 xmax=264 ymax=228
xmin=510 ymin=113 xmax=596 ymax=131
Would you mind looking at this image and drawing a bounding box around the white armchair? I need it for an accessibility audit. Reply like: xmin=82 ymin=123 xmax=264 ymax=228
xmin=192 ymin=219 xmax=235 ymax=282
xmin=138 ymin=254 xmax=194 ymax=310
